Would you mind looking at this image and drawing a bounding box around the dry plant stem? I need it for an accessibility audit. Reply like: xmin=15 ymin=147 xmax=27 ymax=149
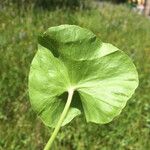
xmin=43 ymin=88 xmax=74 ymax=150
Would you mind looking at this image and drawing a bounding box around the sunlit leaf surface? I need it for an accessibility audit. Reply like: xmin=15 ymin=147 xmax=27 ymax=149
xmin=29 ymin=25 xmax=138 ymax=128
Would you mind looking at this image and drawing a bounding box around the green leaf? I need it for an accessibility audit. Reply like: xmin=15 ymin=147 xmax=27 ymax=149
xmin=29 ymin=25 xmax=138 ymax=128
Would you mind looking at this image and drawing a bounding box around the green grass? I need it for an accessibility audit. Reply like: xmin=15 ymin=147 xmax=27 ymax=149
xmin=0 ymin=3 xmax=150 ymax=150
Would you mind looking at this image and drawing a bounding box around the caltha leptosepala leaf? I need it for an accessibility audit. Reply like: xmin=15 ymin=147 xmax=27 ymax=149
xmin=28 ymin=25 xmax=139 ymax=150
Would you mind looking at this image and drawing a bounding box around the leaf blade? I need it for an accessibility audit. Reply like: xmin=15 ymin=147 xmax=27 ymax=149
xmin=29 ymin=25 xmax=139 ymax=127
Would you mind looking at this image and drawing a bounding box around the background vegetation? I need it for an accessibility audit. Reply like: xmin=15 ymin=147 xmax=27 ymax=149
xmin=1 ymin=0 xmax=92 ymax=9
xmin=0 ymin=1 xmax=150 ymax=150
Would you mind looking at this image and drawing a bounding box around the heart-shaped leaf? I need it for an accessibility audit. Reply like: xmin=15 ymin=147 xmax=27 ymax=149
xmin=29 ymin=25 xmax=138 ymax=128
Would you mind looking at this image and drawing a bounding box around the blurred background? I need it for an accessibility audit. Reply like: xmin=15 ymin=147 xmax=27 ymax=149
xmin=0 ymin=0 xmax=150 ymax=150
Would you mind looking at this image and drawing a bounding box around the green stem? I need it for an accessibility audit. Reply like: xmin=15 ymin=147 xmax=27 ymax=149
xmin=43 ymin=88 xmax=74 ymax=150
